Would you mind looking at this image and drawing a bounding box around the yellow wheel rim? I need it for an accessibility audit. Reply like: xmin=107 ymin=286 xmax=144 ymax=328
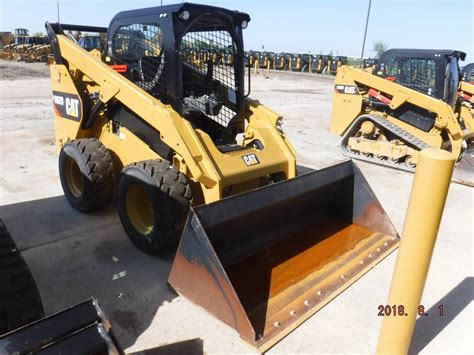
xmin=65 ymin=157 xmax=84 ymax=198
xmin=126 ymin=184 xmax=154 ymax=235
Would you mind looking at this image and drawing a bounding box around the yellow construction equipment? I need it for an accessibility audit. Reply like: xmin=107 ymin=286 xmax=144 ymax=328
xmin=45 ymin=3 xmax=399 ymax=351
xmin=273 ymin=52 xmax=289 ymax=70
xmin=309 ymin=54 xmax=329 ymax=74
xmin=24 ymin=44 xmax=51 ymax=63
xmin=329 ymin=56 xmax=347 ymax=75
xmin=330 ymin=48 xmax=474 ymax=186
xmin=461 ymin=63 xmax=474 ymax=83
xmin=459 ymin=63 xmax=474 ymax=117
xmin=0 ymin=29 xmax=49 ymax=61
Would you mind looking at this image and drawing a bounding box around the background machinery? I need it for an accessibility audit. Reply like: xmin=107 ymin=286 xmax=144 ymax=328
xmin=458 ymin=64 xmax=474 ymax=129
xmin=0 ymin=28 xmax=50 ymax=62
xmin=289 ymin=53 xmax=309 ymax=71
xmin=24 ymin=43 xmax=51 ymax=62
xmin=273 ymin=52 xmax=289 ymax=70
xmin=247 ymin=50 xmax=259 ymax=67
xmin=461 ymin=63 xmax=474 ymax=82
xmin=309 ymin=54 xmax=329 ymax=74
xmin=331 ymin=48 xmax=473 ymax=186
xmin=362 ymin=57 xmax=378 ymax=69
xmin=329 ymin=55 xmax=347 ymax=75
xmin=222 ymin=48 xmax=233 ymax=66
xmin=45 ymin=3 xmax=399 ymax=351
xmin=257 ymin=51 xmax=273 ymax=69
xmin=78 ymin=34 xmax=103 ymax=51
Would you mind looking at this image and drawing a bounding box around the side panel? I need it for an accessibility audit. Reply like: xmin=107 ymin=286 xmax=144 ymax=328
xmin=330 ymin=67 xmax=363 ymax=135
xmin=49 ymin=64 xmax=83 ymax=152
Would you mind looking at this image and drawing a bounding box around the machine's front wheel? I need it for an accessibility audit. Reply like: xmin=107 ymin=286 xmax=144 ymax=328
xmin=59 ymin=138 xmax=116 ymax=213
xmin=116 ymin=160 xmax=192 ymax=254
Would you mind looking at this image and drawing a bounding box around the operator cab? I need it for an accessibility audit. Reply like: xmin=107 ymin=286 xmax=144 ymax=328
xmin=78 ymin=35 xmax=102 ymax=51
xmin=106 ymin=3 xmax=250 ymax=141
xmin=374 ymin=49 xmax=466 ymax=108
xmin=461 ymin=63 xmax=474 ymax=83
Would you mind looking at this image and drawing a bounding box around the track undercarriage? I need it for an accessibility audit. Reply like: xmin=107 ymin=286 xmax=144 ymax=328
xmin=341 ymin=115 xmax=474 ymax=186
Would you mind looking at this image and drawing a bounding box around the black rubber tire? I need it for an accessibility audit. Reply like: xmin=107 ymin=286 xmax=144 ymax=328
xmin=116 ymin=159 xmax=193 ymax=254
xmin=59 ymin=138 xmax=116 ymax=213
xmin=0 ymin=220 xmax=44 ymax=335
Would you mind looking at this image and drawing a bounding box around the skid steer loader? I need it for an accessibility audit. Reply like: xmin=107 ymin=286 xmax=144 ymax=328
xmin=45 ymin=3 xmax=399 ymax=351
xmin=309 ymin=54 xmax=329 ymax=74
xmin=362 ymin=58 xmax=378 ymax=70
xmin=273 ymin=52 xmax=289 ymax=70
xmin=461 ymin=63 xmax=474 ymax=83
xmin=330 ymin=48 xmax=474 ymax=186
xmin=289 ymin=53 xmax=309 ymax=72
xmin=329 ymin=56 xmax=348 ymax=75
xmin=257 ymin=51 xmax=273 ymax=69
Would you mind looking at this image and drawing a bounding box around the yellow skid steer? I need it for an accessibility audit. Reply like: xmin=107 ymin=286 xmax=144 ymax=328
xmin=45 ymin=3 xmax=398 ymax=351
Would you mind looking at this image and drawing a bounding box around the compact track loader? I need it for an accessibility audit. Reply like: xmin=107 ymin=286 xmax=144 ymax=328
xmin=46 ymin=3 xmax=399 ymax=351
xmin=289 ymin=53 xmax=309 ymax=71
xmin=362 ymin=58 xmax=378 ymax=69
xmin=309 ymin=54 xmax=329 ymax=74
xmin=247 ymin=50 xmax=260 ymax=68
xmin=331 ymin=48 xmax=474 ymax=186
xmin=257 ymin=51 xmax=274 ymax=69
xmin=461 ymin=63 xmax=474 ymax=83
xmin=273 ymin=52 xmax=289 ymax=70
xmin=329 ymin=56 xmax=347 ymax=75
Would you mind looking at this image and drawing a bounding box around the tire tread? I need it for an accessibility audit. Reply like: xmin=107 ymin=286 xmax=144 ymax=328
xmin=61 ymin=138 xmax=116 ymax=212
xmin=121 ymin=159 xmax=192 ymax=251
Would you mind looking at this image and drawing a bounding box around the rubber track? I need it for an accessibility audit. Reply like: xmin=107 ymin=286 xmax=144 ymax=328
xmin=340 ymin=114 xmax=430 ymax=172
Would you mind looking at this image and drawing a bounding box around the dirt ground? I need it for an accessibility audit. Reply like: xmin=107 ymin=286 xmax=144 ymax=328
xmin=0 ymin=60 xmax=472 ymax=354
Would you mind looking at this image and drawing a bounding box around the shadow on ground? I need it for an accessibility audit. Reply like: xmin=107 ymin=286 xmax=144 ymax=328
xmin=409 ymin=277 xmax=473 ymax=354
xmin=0 ymin=195 xmax=179 ymax=349
xmin=129 ymin=338 xmax=204 ymax=355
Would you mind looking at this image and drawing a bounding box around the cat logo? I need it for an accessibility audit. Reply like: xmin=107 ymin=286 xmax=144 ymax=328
xmin=52 ymin=91 xmax=82 ymax=121
xmin=334 ymin=84 xmax=358 ymax=95
xmin=65 ymin=97 xmax=79 ymax=118
xmin=241 ymin=153 xmax=260 ymax=167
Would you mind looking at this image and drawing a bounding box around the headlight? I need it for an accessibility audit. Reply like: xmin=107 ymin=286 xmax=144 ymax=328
xmin=241 ymin=20 xmax=248 ymax=29
xmin=179 ymin=10 xmax=190 ymax=20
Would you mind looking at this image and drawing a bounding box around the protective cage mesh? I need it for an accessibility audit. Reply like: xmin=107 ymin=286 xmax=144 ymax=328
xmin=383 ymin=58 xmax=436 ymax=97
xmin=181 ymin=29 xmax=238 ymax=127
xmin=111 ymin=23 xmax=166 ymax=95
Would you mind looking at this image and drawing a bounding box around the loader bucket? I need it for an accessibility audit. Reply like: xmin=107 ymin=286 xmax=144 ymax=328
xmin=168 ymin=160 xmax=399 ymax=352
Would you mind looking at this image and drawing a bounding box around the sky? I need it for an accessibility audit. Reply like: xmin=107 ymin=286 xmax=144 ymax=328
xmin=1 ymin=0 xmax=473 ymax=60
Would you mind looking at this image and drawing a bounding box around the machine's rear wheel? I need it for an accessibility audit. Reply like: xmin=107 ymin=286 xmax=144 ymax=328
xmin=116 ymin=160 xmax=192 ymax=254
xmin=0 ymin=220 xmax=44 ymax=335
xmin=59 ymin=138 xmax=116 ymax=213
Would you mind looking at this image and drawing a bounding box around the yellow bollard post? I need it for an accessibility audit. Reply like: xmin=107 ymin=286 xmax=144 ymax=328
xmin=266 ymin=60 xmax=270 ymax=77
xmin=376 ymin=148 xmax=456 ymax=354
xmin=254 ymin=60 xmax=258 ymax=75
